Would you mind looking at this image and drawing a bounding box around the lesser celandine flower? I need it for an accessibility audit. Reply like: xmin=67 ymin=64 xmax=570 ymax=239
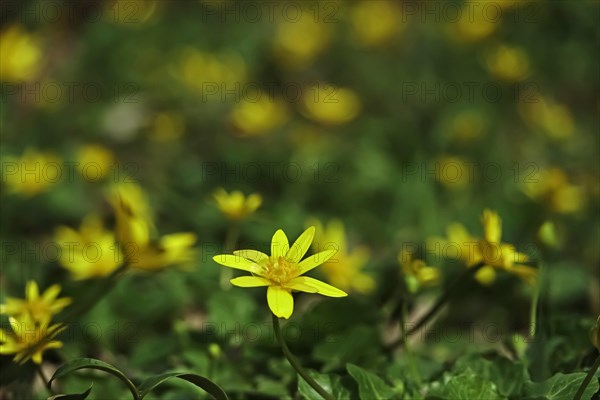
xmin=0 ymin=314 xmax=64 ymax=364
xmin=177 ymin=48 xmax=247 ymax=94
xmin=522 ymin=167 xmax=586 ymax=214
xmin=55 ymin=215 xmax=123 ymax=280
xmin=451 ymin=1 xmax=500 ymax=43
xmin=519 ymin=96 xmax=574 ymax=140
xmin=398 ymin=249 xmax=440 ymax=293
xmin=0 ymin=24 xmax=42 ymax=82
xmin=273 ymin=14 xmax=330 ymax=69
xmin=307 ymin=218 xmax=375 ymax=294
xmin=109 ymin=182 xmax=197 ymax=271
xmin=213 ymin=188 xmax=262 ymax=220
xmin=0 ymin=281 xmax=71 ymax=324
xmin=350 ymin=1 xmax=404 ymax=47
xmin=76 ymin=144 xmax=115 ymax=181
xmin=213 ymin=227 xmax=347 ymax=319
xmin=300 ymin=84 xmax=361 ymax=126
xmin=485 ymin=44 xmax=530 ymax=81
xmin=2 ymin=148 xmax=62 ymax=197
xmin=229 ymin=97 xmax=289 ymax=136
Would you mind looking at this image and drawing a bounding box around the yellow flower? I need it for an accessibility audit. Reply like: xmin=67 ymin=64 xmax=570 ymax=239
xmin=273 ymin=14 xmax=330 ymax=69
xmin=350 ymin=1 xmax=404 ymax=47
xmin=2 ymin=148 xmax=62 ymax=197
xmin=448 ymin=110 xmax=488 ymax=142
xmin=229 ymin=97 xmax=289 ymax=136
xmin=398 ymin=249 xmax=440 ymax=293
xmin=522 ymin=167 xmax=586 ymax=214
xmin=177 ymin=48 xmax=247 ymax=94
xmin=485 ymin=44 xmax=530 ymax=81
xmin=213 ymin=188 xmax=262 ymax=220
xmin=108 ymin=182 xmax=197 ymax=271
xmin=213 ymin=227 xmax=347 ymax=319
xmin=435 ymin=156 xmax=471 ymax=189
xmin=307 ymin=218 xmax=375 ymax=294
xmin=150 ymin=112 xmax=185 ymax=142
xmin=0 ymin=24 xmax=42 ymax=82
xmin=519 ymin=96 xmax=574 ymax=140
xmin=300 ymin=84 xmax=361 ymax=126
xmin=0 ymin=315 xmax=64 ymax=364
xmin=0 ymin=281 xmax=71 ymax=325
xmin=479 ymin=209 xmax=537 ymax=285
xmin=76 ymin=144 xmax=115 ymax=181
xmin=55 ymin=215 xmax=123 ymax=280
xmin=451 ymin=1 xmax=500 ymax=43
xmin=591 ymin=315 xmax=600 ymax=351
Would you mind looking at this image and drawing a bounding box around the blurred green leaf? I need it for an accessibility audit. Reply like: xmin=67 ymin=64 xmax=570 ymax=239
xmin=297 ymin=370 xmax=353 ymax=400
xmin=138 ymin=372 xmax=229 ymax=400
xmin=522 ymin=372 xmax=599 ymax=400
xmin=48 ymin=385 xmax=93 ymax=400
xmin=346 ymin=364 xmax=396 ymax=400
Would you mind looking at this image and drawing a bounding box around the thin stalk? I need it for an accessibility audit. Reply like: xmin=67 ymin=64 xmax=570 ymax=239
xmin=528 ymin=263 xmax=542 ymax=338
xmin=272 ymin=315 xmax=334 ymax=400
xmin=573 ymin=352 xmax=600 ymax=400
xmin=36 ymin=364 xmax=54 ymax=395
xmin=400 ymin=301 xmax=422 ymax=387
xmin=387 ymin=262 xmax=485 ymax=350
xmin=220 ymin=223 xmax=240 ymax=289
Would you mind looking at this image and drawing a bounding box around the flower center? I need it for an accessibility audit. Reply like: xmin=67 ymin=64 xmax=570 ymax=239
xmin=262 ymin=256 xmax=299 ymax=284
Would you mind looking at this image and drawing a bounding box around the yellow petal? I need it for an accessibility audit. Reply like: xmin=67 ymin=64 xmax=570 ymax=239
xmin=267 ymin=286 xmax=294 ymax=319
xmin=230 ymin=276 xmax=271 ymax=287
xmin=212 ymin=254 xmax=262 ymax=274
xmin=233 ymin=249 xmax=269 ymax=264
xmin=271 ymin=229 xmax=289 ymax=258
xmin=288 ymin=276 xmax=347 ymax=297
xmin=26 ymin=281 xmax=39 ymax=301
xmin=286 ymin=226 xmax=315 ymax=263
xmin=475 ymin=265 xmax=496 ymax=285
xmin=297 ymin=249 xmax=337 ymax=275
xmin=41 ymin=284 xmax=61 ymax=302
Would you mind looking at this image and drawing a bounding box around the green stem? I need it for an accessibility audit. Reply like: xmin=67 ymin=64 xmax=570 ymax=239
xmin=36 ymin=364 xmax=54 ymax=395
xmin=528 ymin=263 xmax=542 ymax=338
xmin=272 ymin=314 xmax=334 ymax=400
xmin=220 ymin=223 xmax=240 ymax=289
xmin=387 ymin=262 xmax=485 ymax=350
xmin=400 ymin=301 xmax=422 ymax=387
xmin=573 ymin=352 xmax=600 ymax=400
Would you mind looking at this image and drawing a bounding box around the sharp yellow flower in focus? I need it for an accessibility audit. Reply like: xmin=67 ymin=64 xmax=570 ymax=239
xmin=76 ymin=144 xmax=115 ymax=181
xmin=300 ymin=84 xmax=361 ymax=126
xmin=55 ymin=215 xmax=123 ymax=280
xmin=213 ymin=227 xmax=347 ymax=319
xmin=108 ymin=182 xmax=197 ymax=271
xmin=229 ymin=97 xmax=289 ymax=136
xmin=307 ymin=218 xmax=375 ymax=294
xmin=350 ymin=1 xmax=404 ymax=47
xmin=0 ymin=315 xmax=65 ymax=364
xmin=213 ymin=188 xmax=262 ymax=220
xmin=0 ymin=281 xmax=71 ymax=324
xmin=485 ymin=44 xmax=530 ymax=81
xmin=0 ymin=24 xmax=42 ymax=82
xmin=479 ymin=209 xmax=537 ymax=285
xmin=2 ymin=148 xmax=62 ymax=197
xmin=398 ymin=249 xmax=440 ymax=293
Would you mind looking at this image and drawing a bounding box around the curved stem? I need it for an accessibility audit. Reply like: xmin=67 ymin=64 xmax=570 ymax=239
xmin=36 ymin=364 xmax=55 ymax=395
xmin=272 ymin=314 xmax=334 ymax=400
xmin=387 ymin=262 xmax=485 ymax=350
xmin=573 ymin=352 xmax=600 ymax=400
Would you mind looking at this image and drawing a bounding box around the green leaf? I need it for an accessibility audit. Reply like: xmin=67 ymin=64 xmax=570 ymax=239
xmin=427 ymin=368 xmax=505 ymax=400
xmin=48 ymin=385 xmax=93 ymax=400
xmin=48 ymin=358 xmax=138 ymax=400
xmin=297 ymin=370 xmax=352 ymax=400
xmin=522 ymin=372 xmax=600 ymax=400
xmin=137 ymin=372 xmax=229 ymax=400
xmin=347 ymin=364 xmax=396 ymax=400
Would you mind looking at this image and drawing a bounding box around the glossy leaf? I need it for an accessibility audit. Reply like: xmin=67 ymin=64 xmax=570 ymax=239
xmin=138 ymin=372 xmax=229 ymax=400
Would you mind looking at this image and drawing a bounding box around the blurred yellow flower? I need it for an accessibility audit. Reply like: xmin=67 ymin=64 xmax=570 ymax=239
xmin=449 ymin=110 xmax=488 ymax=142
xmin=435 ymin=156 xmax=470 ymax=189
xmin=307 ymin=218 xmax=375 ymax=294
xmin=0 ymin=315 xmax=64 ymax=364
xmin=519 ymin=96 xmax=574 ymax=140
xmin=176 ymin=48 xmax=247 ymax=95
xmin=229 ymin=97 xmax=289 ymax=136
xmin=55 ymin=215 xmax=123 ymax=280
xmin=273 ymin=14 xmax=330 ymax=69
xmin=2 ymin=148 xmax=62 ymax=197
xmin=485 ymin=44 xmax=530 ymax=81
xmin=76 ymin=144 xmax=115 ymax=181
xmin=479 ymin=209 xmax=537 ymax=285
xmin=150 ymin=112 xmax=185 ymax=142
xmin=0 ymin=24 xmax=42 ymax=82
xmin=0 ymin=281 xmax=71 ymax=325
xmin=108 ymin=182 xmax=197 ymax=271
xmin=537 ymin=221 xmax=559 ymax=249
xmin=213 ymin=188 xmax=262 ymax=220
xmin=300 ymin=84 xmax=361 ymax=126
xmin=398 ymin=249 xmax=440 ymax=293
xmin=213 ymin=227 xmax=347 ymax=319
xmin=522 ymin=167 xmax=586 ymax=214
xmin=350 ymin=1 xmax=404 ymax=47
xmin=451 ymin=1 xmax=500 ymax=43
